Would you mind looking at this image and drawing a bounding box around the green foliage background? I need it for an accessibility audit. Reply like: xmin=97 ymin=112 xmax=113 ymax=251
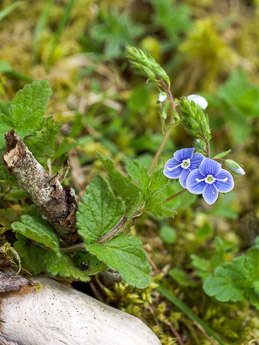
xmin=0 ymin=0 xmax=259 ymax=344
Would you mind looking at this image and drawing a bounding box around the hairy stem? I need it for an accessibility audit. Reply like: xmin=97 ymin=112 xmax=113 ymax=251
xmin=165 ymin=189 xmax=187 ymax=202
xmin=203 ymin=137 xmax=210 ymax=158
xmin=148 ymin=83 xmax=177 ymax=175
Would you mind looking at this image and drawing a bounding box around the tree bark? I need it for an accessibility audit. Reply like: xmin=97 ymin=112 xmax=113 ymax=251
xmin=2 ymin=130 xmax=81 ymax=245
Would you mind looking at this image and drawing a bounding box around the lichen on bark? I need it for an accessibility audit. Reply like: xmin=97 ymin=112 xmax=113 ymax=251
xmin=2 ymin=130 xmax=81 ymax=245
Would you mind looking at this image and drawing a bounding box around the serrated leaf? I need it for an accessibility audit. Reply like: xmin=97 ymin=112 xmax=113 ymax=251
xmin=12 ymin=215 xmax=60 ymax=256
xmin=44 ymin=251 xmax=90 ymax=282
xmin=203 ymin=255 xmax=247 ymax=302
xmin=77 ymin=174 xmax=124 ymax=243
xmin=0 ymin=113 xmax=14 ymax=149
xmin=124 ymin=157 xmax=149 ymax=190
xmin=25 ymin=117 xmax=60 ymax=157
xmin=149 ymin=168 xmax=168 ymax=191
xmin=148 ymin=202 xmax=175 ymax=218
xmin=10 ymin=79 xmax=52 ymax=131
xmin=97 ymin=152 xmax=142 ymax=216
xmin=14 ymin=234 xmax=46 ymax=275
xmin=0 ymin=80 xmax=52 ymax=150
xmin=244 ymin=246 xmax=259 ymax=281
xmin=85 ymin=234 xmax=151 ymax=288
xmin=73 ymin=252 xmax=107 ymax=275
xmin=213 ymin=150 xmax=231 ymax=159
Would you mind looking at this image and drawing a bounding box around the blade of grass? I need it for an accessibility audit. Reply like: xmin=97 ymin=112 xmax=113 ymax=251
xmin=0 ymin=1 xmax=22 ymax=22
xmin=33 ymin=0 xmax=54 ymax=64
xmin=157 ymin=284 xmax=227 ymax=345
xmin=47 ymin=0 xmax=75 ymax=67
xmin=0 ymin=61 xmax=33 ymax=82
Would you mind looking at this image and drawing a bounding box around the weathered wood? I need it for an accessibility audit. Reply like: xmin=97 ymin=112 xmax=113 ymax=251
xmin=0 ymin=278 xmax=161 ymax=345
xmin=2 ymin=130 xmax=81 ymax=244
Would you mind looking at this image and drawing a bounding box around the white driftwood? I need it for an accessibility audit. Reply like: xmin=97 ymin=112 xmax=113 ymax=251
xmin=0 ymin=278 xmax=161 ymax=345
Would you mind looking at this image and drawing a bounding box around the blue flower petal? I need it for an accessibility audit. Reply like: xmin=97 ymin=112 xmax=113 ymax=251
xmin=214 ymin=169 xmax=234 ymax=193
xmin=199 ymin=158 xmax=221 ymax=176
xmin=179 ymin=169 xmax=191 ymax=188
xmin=174 ymin=148 xmax=195 ymax=162
xmin=163 ymin=158 xmax=182 ymax=179
xmin=190 ymin=152 xmax=204 ymax=170
xmin=186 ymin=169 xmax=206 ymax=194
xmin=202 ymin=184 xmax=218 ymax=205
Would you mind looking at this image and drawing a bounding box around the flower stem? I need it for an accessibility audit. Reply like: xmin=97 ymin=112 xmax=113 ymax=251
xmin=148 ymin=83 xmax=177 ymax=175
xmin=203 ymin=137 xmax=210 ymax=158
xmin=61 ymin=189 xmax=186 ymax=253
xmin=165 ymin=189 xmax=187 ymax=202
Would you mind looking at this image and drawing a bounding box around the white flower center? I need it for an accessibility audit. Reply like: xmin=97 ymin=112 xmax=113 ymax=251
xmin=205 ymin=174 xmax=216 ymax=184
xmin=180 ymin=159 xmax=190 ymax=170
xmin=196 ymin=174 xmax=229 ymax=185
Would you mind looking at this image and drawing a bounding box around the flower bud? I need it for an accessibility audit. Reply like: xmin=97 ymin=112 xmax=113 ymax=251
xmin=225 ymin=159 xmax=245 ymax=175
xmin=157 ymin=92 xmax=167 ymax=103
xmin=187 ymin=94 xmax=208 ymax=110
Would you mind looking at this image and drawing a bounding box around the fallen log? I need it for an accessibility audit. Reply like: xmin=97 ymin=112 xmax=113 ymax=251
xmin=0 ymin=277 xmax=161 ymax=345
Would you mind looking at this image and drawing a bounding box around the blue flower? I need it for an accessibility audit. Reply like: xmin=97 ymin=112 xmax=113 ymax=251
xmin=186 ymin=158 xmax=234 ymax=205
xmin=163 ymin=148 xmax=204 ymax=188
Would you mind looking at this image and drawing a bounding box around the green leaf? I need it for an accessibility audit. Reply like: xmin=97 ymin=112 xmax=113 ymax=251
xmin=213 ymin=149 xmax=231 ymax=159
xmin=85 ymin=234 xmax=151 ymax=288
xmin=97 ymin=152 xmax=142 ymax=216
xmin=73 ymin=252 xmax=107 ymax=275
xmin=14 ymin=234 xmax=46 ymax=275
xmin=0 ymin=113 xmax=14 ymax=149
xmin=203 ymin=255 xmax=247 ymax=302
xmin=77 ymin=174 xmax=124 ymax=243
xmin=149 ymin=168 xmax=168 ymax=191
xmin=191 ymin=254 xmax=211 ymax=280
xmin=195 ymin=222 xmax=212 ymax=243
xmin=124 ymin=157 xmax=149 ymax=190
xmin=12 ymin=215 xmax=60 ymax=256
xmin=148 ymin=201 xmax=175 ymax=218
xmin=244 ymin=246 xmax=259 ymax=281
xmin=10 ymin=79 xmax=52 ymax=131
xmin=0 ymin=101 xmax=10 ymax=116
xmin=169 ymin=268 xmax=197 ymax=287
xmin=44 ymin=251 xmax=90 ymax=282
xmin=128 ymin=85 xmax=151 ymax=113
xmin=159 ymin=225 xmax=177 ymax=244
xmin=25 ymin=117 xmax=60 ymax=157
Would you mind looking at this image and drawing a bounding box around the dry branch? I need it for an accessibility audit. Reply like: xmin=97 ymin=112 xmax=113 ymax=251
xmin=2 ymin=130 xmax=81 ymax=244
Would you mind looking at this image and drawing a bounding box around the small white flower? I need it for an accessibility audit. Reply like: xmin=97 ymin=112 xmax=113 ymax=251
xmin=187 ymin=94 xmax=208 ymax=110
xmin=157 ymin=92 xmax=167 ymax=103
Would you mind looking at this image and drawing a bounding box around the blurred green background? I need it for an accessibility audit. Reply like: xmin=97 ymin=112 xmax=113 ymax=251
xmin=1 ymin=0 xmax=259 ymax=344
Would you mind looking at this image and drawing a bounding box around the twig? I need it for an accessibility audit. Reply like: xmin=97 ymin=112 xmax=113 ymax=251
xmin=3 ymin=130 xmax=80 ymax=244
xmin=194 ymin=322 xmax=218 ymax=345
xmin=164 ymin=320 xmax=184 ymax=345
